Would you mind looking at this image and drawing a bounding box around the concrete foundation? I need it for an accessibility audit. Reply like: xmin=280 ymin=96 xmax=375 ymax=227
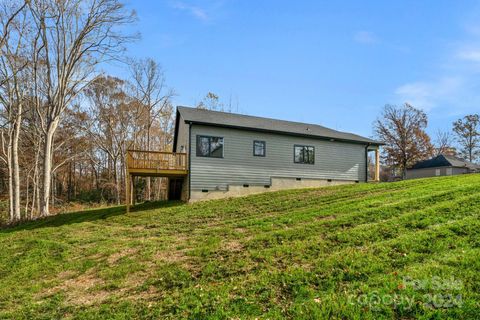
xmin=189 ymin=177 xmax=356 ymax=202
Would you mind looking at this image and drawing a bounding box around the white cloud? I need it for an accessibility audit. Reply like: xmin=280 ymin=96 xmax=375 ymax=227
xmin=170 ymin=1 xmax=209 ymax=22
xmin=456 ymin=48 xmax=480 ymax=63
xmin=395 ymin=77 xmax=464 ymax=111
xmin=353 ymin=31 xmax=377 ymax=44
xmin=393 ymin=14 xmax=480 ymax=115
xmin=395 ymin=82 xmax=433 ymax=110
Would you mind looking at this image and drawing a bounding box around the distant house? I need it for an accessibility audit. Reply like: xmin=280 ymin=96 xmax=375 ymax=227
xmin=125 ymin=107 xmax=383 ymax=205
xmin=406 ymin=154 xmax=480 ymax=179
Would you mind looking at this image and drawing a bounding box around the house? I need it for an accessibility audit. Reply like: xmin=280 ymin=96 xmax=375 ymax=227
xmin=406 ymin=154 xmax=480 ymax=179
xmin=125 ymin=106 xmax=383 ymax=207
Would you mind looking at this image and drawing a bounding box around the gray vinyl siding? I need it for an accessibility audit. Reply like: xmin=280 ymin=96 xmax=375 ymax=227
xmin=406 ymin=166 xmax=468 ymax=179
xmin=190 ymin=124 xmax=366 ymax=191
xmin=175 ymin=114 xmax=189 ymax=153
xmin=452 ymin=167 xmax=470 ymax=175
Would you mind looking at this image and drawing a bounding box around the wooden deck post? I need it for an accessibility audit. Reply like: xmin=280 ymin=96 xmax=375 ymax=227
xmin=125 ymin=172 xmax=130 ymax=213
xmin=132 ymin=176 xmax=136 ymax=205
xmin=374 ymin=148 xmax=380 ymax=182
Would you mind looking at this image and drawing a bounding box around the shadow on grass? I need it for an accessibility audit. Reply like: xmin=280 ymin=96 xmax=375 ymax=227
xmin=0 ymin=200 xmax=185 ymax=233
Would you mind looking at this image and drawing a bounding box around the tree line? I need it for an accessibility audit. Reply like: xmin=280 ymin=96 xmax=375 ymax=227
xmin=0 ymin=0 xmax=231 ymax=224
xmin=0 ymin=0 xmax=180 ymax=223
xmin=374 ymin=103 xmax=480 ymax=180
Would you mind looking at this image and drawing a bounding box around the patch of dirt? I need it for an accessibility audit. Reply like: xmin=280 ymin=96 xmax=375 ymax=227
xmin=117 ymin=273 xmax=162 ymax=302
xmin=315 ymin=215 xmax=336 ymax=221
xmin=153 ymin=249 xmax=188 ymax=264
xmin=40 ymin=271 xmax=109 ymax=306
xmin=107 ymin=248 xmax=138 ymax=265
xmin=128 ymin=285 xmax=160 ymax=302
xmin=222 ymin=239 xmax=244 ymax=252
xmin=234 ymin=227 xmax=248 ymax=234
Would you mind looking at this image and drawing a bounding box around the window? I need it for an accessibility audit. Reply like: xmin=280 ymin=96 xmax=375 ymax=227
xmin=294 ymin=145 xmax=315 ymax=164
xmin=253 ymin=140 xmax=266 ymax=157
xmin=196 ymin=135 xmax=224 ymax=158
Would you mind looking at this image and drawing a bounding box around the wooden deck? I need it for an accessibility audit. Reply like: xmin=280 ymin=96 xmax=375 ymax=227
xmin=126 ymin=150 xmax=188 ymax=177
xmin=125 ymin=150 xmax=188 ymax=213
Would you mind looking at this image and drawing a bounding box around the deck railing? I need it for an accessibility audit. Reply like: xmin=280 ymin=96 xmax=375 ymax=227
xmin=127 ymin=150 xmax=187 ymax=171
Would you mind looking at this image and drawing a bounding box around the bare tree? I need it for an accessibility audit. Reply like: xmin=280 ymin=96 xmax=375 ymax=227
xmin=196 ymin=92 xmax=223 ymax=111
xmin=0 ymin=0 xmax=28 ymax=51
xmin=374 ymin=103 xmax=434 ymax=179
xmin=85 ymin=76 xmax=135 ymax=204
xmin=452 ymin=114 xmax=480 ymax=162
xmin=0 ymin=1 xmax=30 ymax=221
xmin=129 ymin=58 xmax=174 ymax=200
xmin=434 ymin=130 xmax=455 ymax=156
xmin=0 ymin=1 xmax=188 ymax=223
xmin=26 ymin=0 xmax=136 ymax=216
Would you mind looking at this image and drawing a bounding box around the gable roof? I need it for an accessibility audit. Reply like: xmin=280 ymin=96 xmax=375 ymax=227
xmin=174 ymin=106 xmax=383 ymax=147
xmin=409 ymin=154 xmax=480 ymax=170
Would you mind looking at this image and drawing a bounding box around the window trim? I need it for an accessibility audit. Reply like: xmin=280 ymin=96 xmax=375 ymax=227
xmin=196 ymin=135 xmax=224 ymax=158
xmin=293 ymin=144 xmax=315 ymax=165
xmin=253 ymin=140 xmax=266 ymax=157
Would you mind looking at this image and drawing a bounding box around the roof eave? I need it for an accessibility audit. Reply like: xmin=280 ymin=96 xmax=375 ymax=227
xmin=185 ymin=120 xmax=383 ymax=146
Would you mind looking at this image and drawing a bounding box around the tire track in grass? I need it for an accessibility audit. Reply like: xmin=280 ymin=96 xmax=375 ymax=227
xmin=240 ymin=184 xmax=480 ymax=250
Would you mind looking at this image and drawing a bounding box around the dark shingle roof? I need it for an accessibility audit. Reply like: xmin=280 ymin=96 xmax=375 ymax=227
xmin=177 ymin=106 xmax=382 ymax=145
xmin=410 ymin=154 xmax=480 ymax=170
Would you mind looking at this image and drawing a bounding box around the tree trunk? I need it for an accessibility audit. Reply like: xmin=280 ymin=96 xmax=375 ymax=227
xmin=51 ymin=174 xmax=55 ymax=207
xmin=31 ymin=144 xmax=40 ymax=217
xmin=11 ymin=108 xmax=21 ymax=221
xmin=112 ymin=157 xmax=120 ymax=205
xmin=145 ymin=125 xmax=151 ymax=201
xmin=7 ymin=149 xmax=13 ymax=221
xmin=469 ymin=137 xmax=472 ymax=162
xmin=68 ymin=161 xmax=72 ymax=201
xmin=40 ymin=125 xmax=57 ymax=217
xmin=24 ymin=174 xmax=30 ymax=219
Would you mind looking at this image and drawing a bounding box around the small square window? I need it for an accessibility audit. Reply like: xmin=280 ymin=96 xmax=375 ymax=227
xmin=253 ymin=140 xmax=266 ymax=157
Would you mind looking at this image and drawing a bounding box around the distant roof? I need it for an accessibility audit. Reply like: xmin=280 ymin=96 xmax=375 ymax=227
xmin=176 ymin=106 xmax=383 ymax=145
xmin=409 ymin=154 xmax=480 ymax=170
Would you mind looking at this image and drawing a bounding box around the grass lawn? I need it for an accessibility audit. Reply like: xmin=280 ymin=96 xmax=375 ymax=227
xmin=1 ymin=175 xmax=479 ymax=319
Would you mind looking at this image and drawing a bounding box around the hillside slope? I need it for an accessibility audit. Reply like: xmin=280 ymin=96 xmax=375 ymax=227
xmin=1 ymin=175 xmax=479 ymax=319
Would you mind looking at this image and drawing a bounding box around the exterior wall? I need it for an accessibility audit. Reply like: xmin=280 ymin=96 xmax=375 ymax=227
xmin=190 ymin=177 xmax=354 ymax=202
xmin=189 ymin=124 xmax=367 ymax=193
xmin=406 ymin=166 xmax=468 ymax=179
xmin=175 ymin=114 xmax=189 ymax=153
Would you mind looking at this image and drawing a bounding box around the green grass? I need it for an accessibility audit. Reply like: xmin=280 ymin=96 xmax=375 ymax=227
xmin=1 ymin=175 xmax=479 ymax=319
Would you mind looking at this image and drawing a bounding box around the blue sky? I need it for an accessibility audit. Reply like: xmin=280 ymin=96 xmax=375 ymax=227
xmin=110 ymin=0 xmax=480 ymax=138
